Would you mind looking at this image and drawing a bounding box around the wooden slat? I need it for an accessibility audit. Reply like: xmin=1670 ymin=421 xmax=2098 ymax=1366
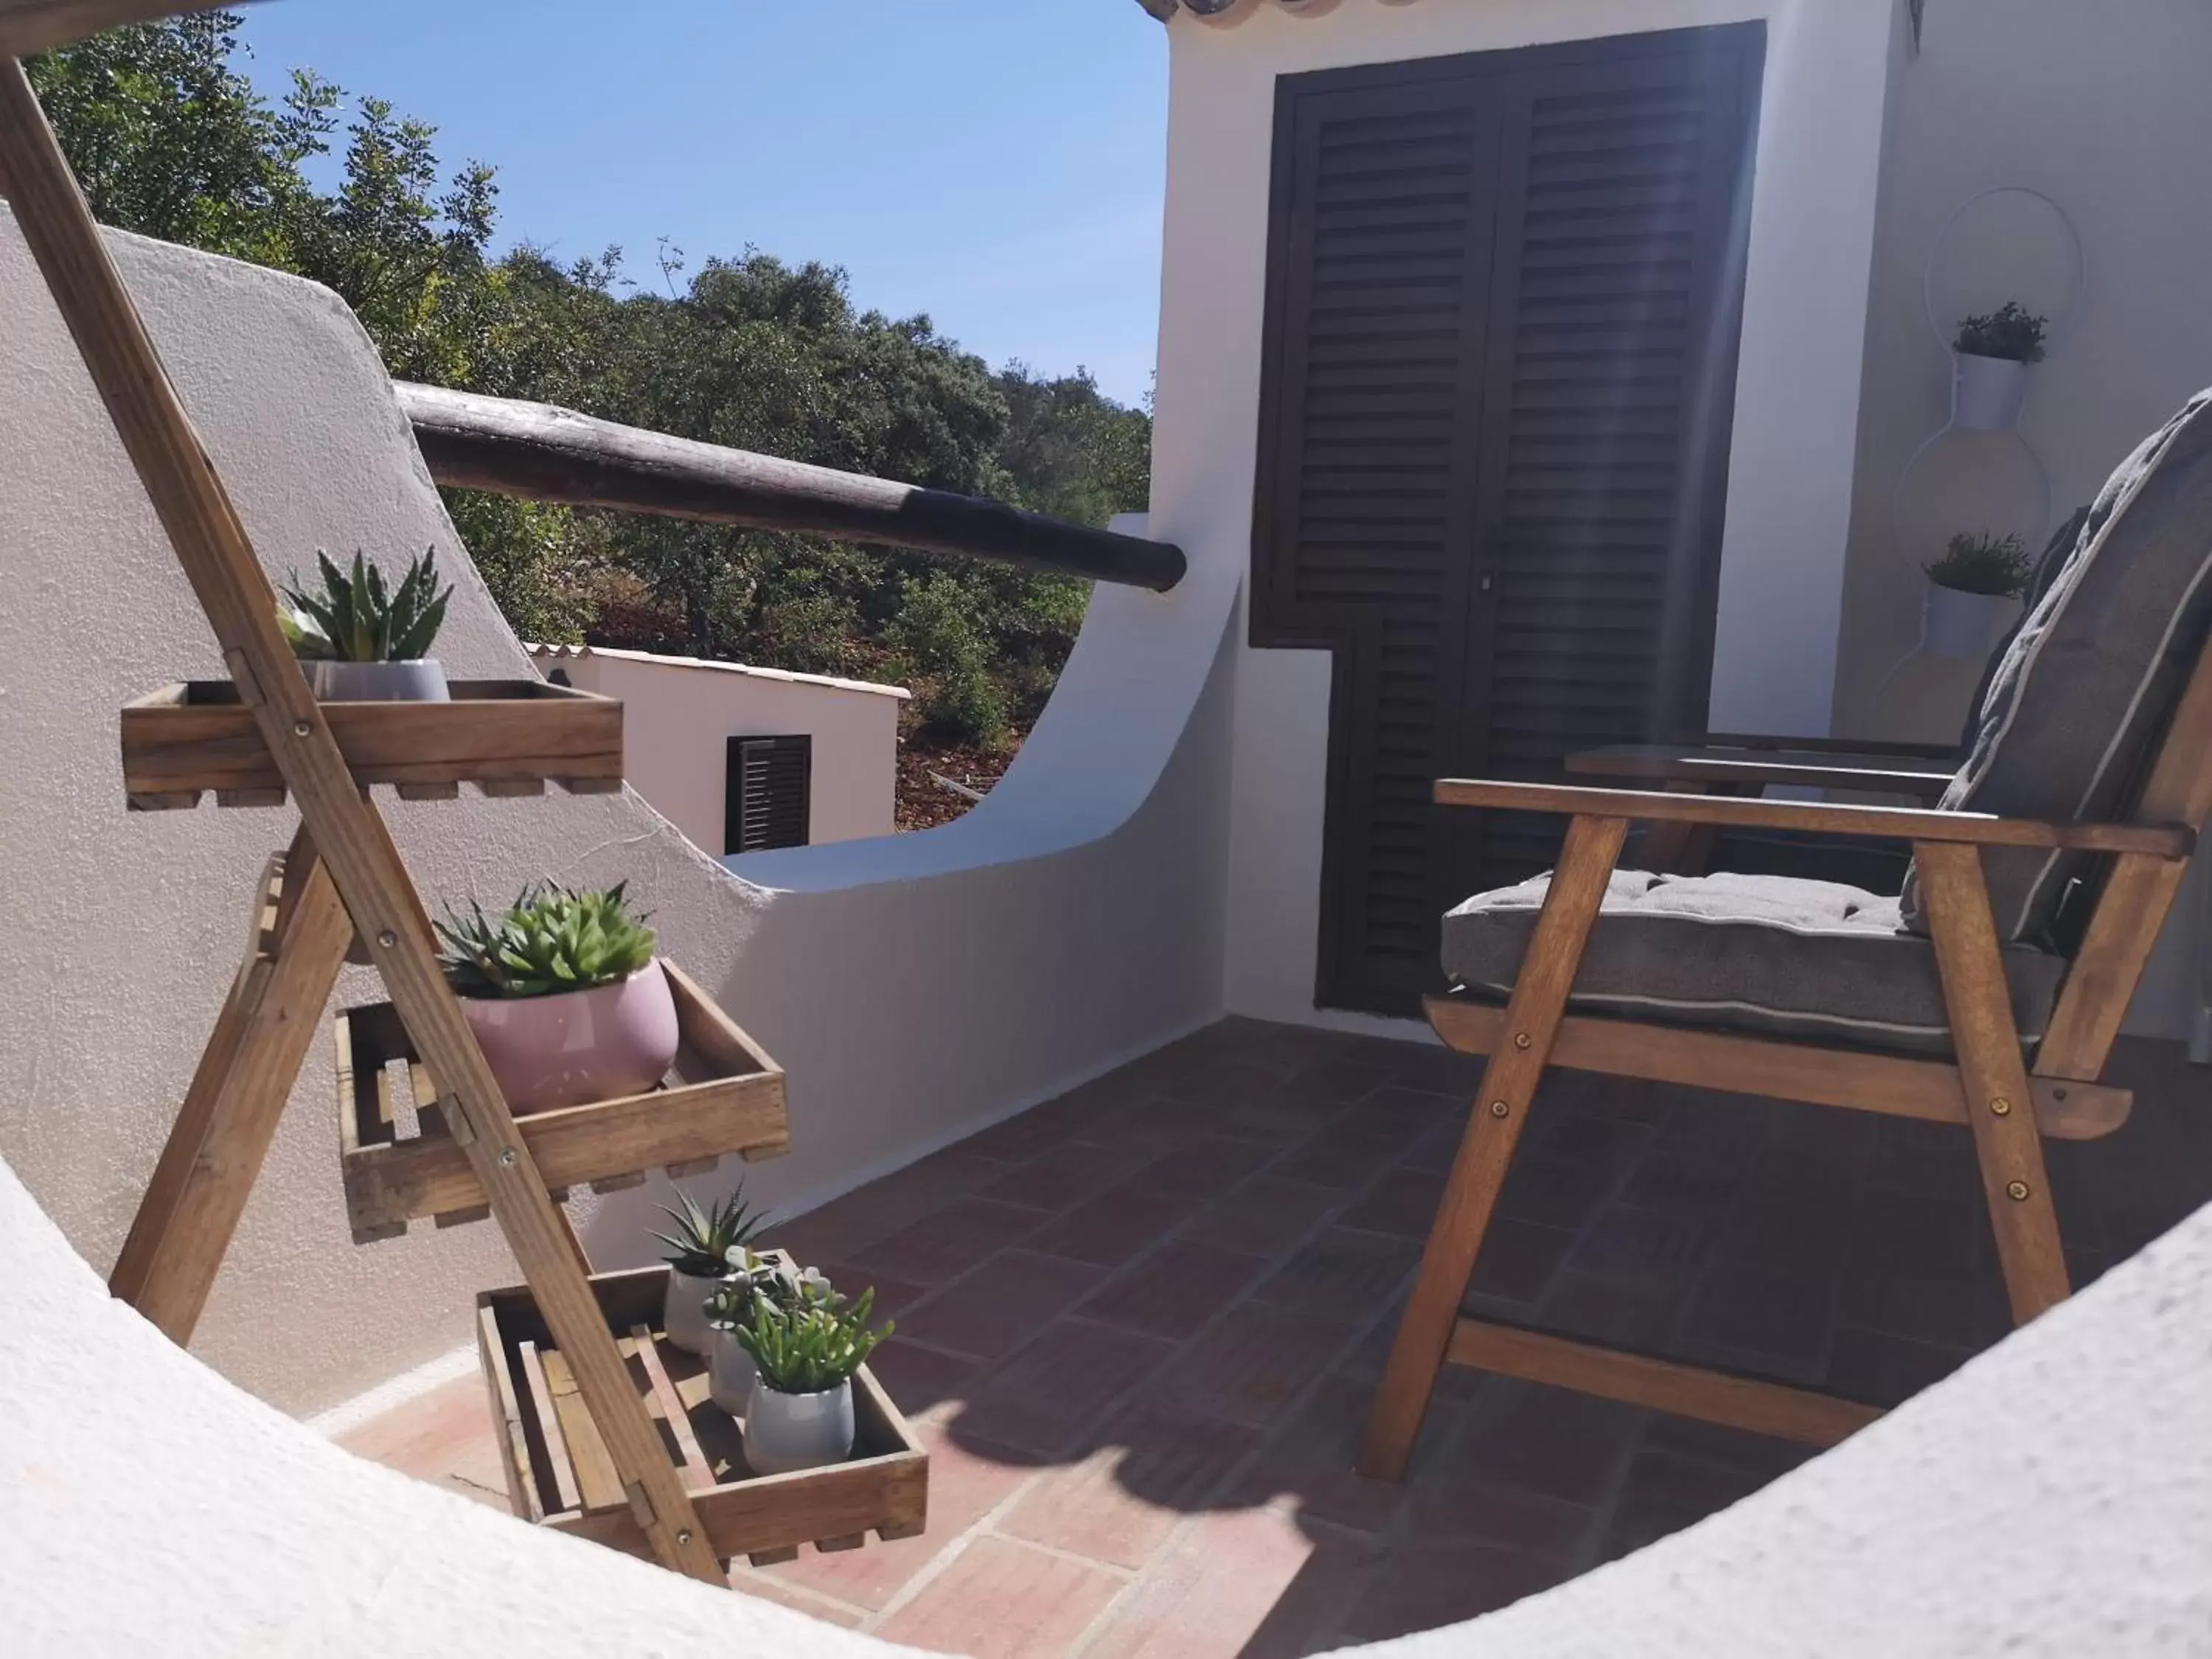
xmin=518 ymin=1340 xmax=582 ymax=1516
xmin=108 ymin=832 xmax=354 ymax=1340
xmin=0 ymin=61 xmax=720 ymax=1582
xmin=630 ymin=1325 xmax=714 ymax=1494
xmin=2038 ymin=639 xmax=2212 ymax=1078
xmin=479 ymin=1306 xmax=543 ymax=1523
xmin=538 ymin=1348 xmax=624 ymax=1514
xmin=1566 ymin=741 xmax=1955 ymax=797
xmin=1916 ymin=842 xmax=2070 ymax=1322
xmin=1359 ymin=814 xmax=1628 ymax=1481
xmin=119 ymin=680 xmax=622 ymax=798
xmin=1433 ymin=777 xmax=2194 ymax=855
xmin=1423 ymin=995 xmax=2131 ymax=1141
xmin=1447 ymin=1318 xmax=1881 ymax=1447
xmin=341 ymin=1067 xmax=788 ymax=1231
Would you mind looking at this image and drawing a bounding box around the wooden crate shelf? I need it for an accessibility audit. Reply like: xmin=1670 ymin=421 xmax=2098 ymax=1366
xmin=120 ymin=679 xmax=624 ymax=807
xmin=478 ymin=1263 xmax=928 ymax=1565
xmin=337 ymin=961 xmax=790 ymax=1240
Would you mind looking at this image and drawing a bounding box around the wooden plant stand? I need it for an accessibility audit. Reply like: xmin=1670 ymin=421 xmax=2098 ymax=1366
xmin=478 ymin=1263 xmax=928 ymax=1565
xmin=0 ymin=50 xmax=735 ymax=1585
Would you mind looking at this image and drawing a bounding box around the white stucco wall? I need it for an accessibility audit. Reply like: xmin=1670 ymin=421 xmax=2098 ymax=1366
xmin=1829 ymin=0 xmax=2212 ymax=1040
xmin=0 ymin=213 xmax=1234 ymax=1413
xmin=8 ymin=1144 xmax=2206 ymax=1654
xmin=532 ymin=645 xmax=904 ymax=852
xmin=1152 ymin=0 xmax=1899 ymax=1028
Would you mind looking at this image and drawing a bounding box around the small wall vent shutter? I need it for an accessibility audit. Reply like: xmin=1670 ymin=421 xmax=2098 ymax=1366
xmin=725 ymin=734 xmax=812 ymax=855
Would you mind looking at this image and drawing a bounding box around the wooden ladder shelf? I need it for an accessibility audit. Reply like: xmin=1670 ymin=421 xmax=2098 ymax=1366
xmin=0 ymin=52 xmax=763 ymax=1586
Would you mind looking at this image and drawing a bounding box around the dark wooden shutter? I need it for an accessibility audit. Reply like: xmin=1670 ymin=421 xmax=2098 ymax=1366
xmin=725 ymin=734 xmax=811 ymax=855
xmin=1253 ymin=25 xmax=1761 ymax=1018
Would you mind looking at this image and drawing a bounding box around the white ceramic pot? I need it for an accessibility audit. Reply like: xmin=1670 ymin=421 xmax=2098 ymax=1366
xmin=1926 ymin=581 xmax=2017 ymax=660
xmin=742 ymin=1377 xmax=855 ymax=1474
xmin=662 ymin=1268 xmax=726 ymax=1357
xmin=709 ymin=1325 xmax=758 ymax=1414
xmin=306 ymin=658 xmax=450 ymax=701
xmin=1951 ymin=352 xmax=2031 ymax=433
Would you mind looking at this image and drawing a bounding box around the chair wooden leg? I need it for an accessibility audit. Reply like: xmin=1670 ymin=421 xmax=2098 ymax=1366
xmin=108 ymin=831 xmax=354 ymax=1343
xmin=1914 ymin=842 xmax=2070 ymax=1323
xmin=1357 ymin=813 xmax=1629 ymax=1481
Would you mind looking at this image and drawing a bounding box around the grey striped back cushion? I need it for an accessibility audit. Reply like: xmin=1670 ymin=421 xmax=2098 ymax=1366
xmin=1902 ymin=388 xmax=2212 ymax=944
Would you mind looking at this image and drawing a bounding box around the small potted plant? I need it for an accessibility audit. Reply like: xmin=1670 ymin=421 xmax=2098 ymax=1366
xmin=279 ymin=548 xmax=454 ymax=701
xmin=704 ymin=1251 xmax=834 ymax=1413
xmin=434 ymin=881 xmax=680 ymax=1114
xmin=650 ymin=1185 xmax=769 ymax=1356
xmin=1950 ymin=302 xmax=2048 ymax=431
xmin=1924 ymin=530 xmax=2034 ymax=658
xmin=737 ymin=1281 xmax=891 ymax=1475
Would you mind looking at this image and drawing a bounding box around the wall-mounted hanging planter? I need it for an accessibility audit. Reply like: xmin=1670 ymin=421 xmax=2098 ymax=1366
xmin=1950 ymin=351 xmax=2031 ymax=433
xmin=1924 ymin=580 xmax=2017 ymax=660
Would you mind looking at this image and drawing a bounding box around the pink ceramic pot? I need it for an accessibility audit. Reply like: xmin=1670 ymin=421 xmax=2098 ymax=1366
xmin=459 ymin=961 xmax=680 ymax=1116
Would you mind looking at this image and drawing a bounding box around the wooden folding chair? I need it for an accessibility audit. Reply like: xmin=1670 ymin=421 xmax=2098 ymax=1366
xmin=1359 ymin=398 xmax=2212 ymax=1479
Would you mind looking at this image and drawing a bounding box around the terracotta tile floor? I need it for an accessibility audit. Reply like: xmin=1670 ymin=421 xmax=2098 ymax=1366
xmin=339 ymin=1018 xmax=2212 ymax=1654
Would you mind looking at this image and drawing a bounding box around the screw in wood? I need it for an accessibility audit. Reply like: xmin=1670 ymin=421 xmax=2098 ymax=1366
xmin=375 ymin=928 xmax=397 ymax=948
xmin=1489 ymin=1100 xmax=1510 ymax=1119
xmin=1512 ymin=1032 xmax=1531 ymax=1051
xmin=1989 ymin=1096 xmax=2012 ymax=1116
xmin=2006 ymin=1180 xmax=2031 ymax=1201
xmin=291 ymin=720 xmax=310 ymax=737
xmin=676 ymin=1529 xmax=693 ymax=1547
xmin=498 ymin=1148 xmax=518 ymax=1167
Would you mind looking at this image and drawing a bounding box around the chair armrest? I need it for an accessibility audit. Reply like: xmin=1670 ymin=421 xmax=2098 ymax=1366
xmin=1691 ymin=731 xmax=1959 ymax=761
xmin=1566 ymin=742 xmax=1954 ymax=799
xmin=1433 ymin=777 xmax=2195 ymax=858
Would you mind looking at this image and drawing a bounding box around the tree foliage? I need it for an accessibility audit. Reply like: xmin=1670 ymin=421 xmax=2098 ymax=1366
xmin=27 ymin=13 xmax=1152 ymax=745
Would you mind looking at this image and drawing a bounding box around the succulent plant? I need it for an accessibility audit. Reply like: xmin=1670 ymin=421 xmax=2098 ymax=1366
xmin=736 ymin=1284 xmax=890 ymax=1396
xmin=703 ymin=1250 xmax=834 ymax=1330
xmin=1953 ymin=302 xmax=2048 ymax=365
xmin=279 ymin=547 xmax=453 ymax=663
xmin=651 ymin=1184 xmax=771 ymax=1279
xmin=434 ymin=880 xmax=657 ymax=1000
xmin=1927 ymin=531 xmax=2035 ymax=597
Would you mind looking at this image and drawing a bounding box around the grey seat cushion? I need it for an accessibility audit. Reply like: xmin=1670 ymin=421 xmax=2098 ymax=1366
xmin=1902 ymin=389 xmax=2212 ymax=945
xmin=1443 ymin=870 xmax=2067 ymax=1056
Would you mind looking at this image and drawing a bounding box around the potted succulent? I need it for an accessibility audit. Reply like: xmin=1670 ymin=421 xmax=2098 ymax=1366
xmin=1924 ymin=530 xmax=2034 ymax=659
xmin=737 ymin=1281 xmax=891 ymax=1475
xmin=1950 ymin=302 xmax=2048 ymax=432
xmin=650 ymin=1185 xmax=769 ymax=1356
xmin=703 ymin=1251 xmax=834 ymax=1413
xmin=279 ymin=548 xmax=454 ymax=701
xmin=434 ymin=881 xmax=680 ymax=1115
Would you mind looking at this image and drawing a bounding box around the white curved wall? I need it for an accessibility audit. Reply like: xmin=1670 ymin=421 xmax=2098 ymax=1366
xmin=0 ymin=210 xmax=1234 ymax=1413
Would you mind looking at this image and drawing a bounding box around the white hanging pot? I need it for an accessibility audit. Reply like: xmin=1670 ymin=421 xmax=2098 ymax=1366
xmin=1925 ymin=582 xmax=2016 ymax=660
xmin=742 ymin=1377 xmax=855 ymax=1474
xmin=661 ymin=1268 xmax=726 ymax=1357
xmin=1950 ymin=352 xmax=2031 ymax=433
xmin=305 ymin=658 xmax=450 ymax=701
xmin=708 ymin=1325 xmax=758 ymax=1414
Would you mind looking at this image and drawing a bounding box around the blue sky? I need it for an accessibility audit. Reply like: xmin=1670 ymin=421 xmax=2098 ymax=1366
xmin=233 ymin=0 xmax=1170 ymax=406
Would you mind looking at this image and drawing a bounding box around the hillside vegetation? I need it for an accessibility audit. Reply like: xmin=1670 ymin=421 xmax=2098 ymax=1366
xmin=29 ymin=12 xmax=1152 ymax=751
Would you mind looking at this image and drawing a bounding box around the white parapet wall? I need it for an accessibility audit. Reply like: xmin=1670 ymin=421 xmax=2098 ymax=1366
xmin=0 ymin=209 xmax=1236 ymax=1413
xmin=526 ymin=644 xmax=908 ymax=852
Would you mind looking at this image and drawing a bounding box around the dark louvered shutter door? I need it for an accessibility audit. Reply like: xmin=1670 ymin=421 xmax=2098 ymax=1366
xmin=725 ymin=734 xmax=811 ymax=855
xmin=1253 ymin=26 xmax=1761 ymax=1018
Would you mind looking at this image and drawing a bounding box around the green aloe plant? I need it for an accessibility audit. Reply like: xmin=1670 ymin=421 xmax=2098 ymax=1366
xmin=651 ymin=1186 xmax=771 ymax=1279
xmin=736 ymin=1285 xmax=890 ymax=1396
xmin=434 ymin=881 xmax=657 ymax=1000
xmin=279 ymin=547 xmax=453 ymax=662
xmin=1953 ymin=302 xmax=2048 ymax=365
xmin=1927 ymin=531 xmax=2034 ymax=597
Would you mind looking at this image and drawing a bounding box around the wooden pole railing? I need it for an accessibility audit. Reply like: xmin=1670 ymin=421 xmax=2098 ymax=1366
xmin=396 ymin=382 xmax=1186 ymax=594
